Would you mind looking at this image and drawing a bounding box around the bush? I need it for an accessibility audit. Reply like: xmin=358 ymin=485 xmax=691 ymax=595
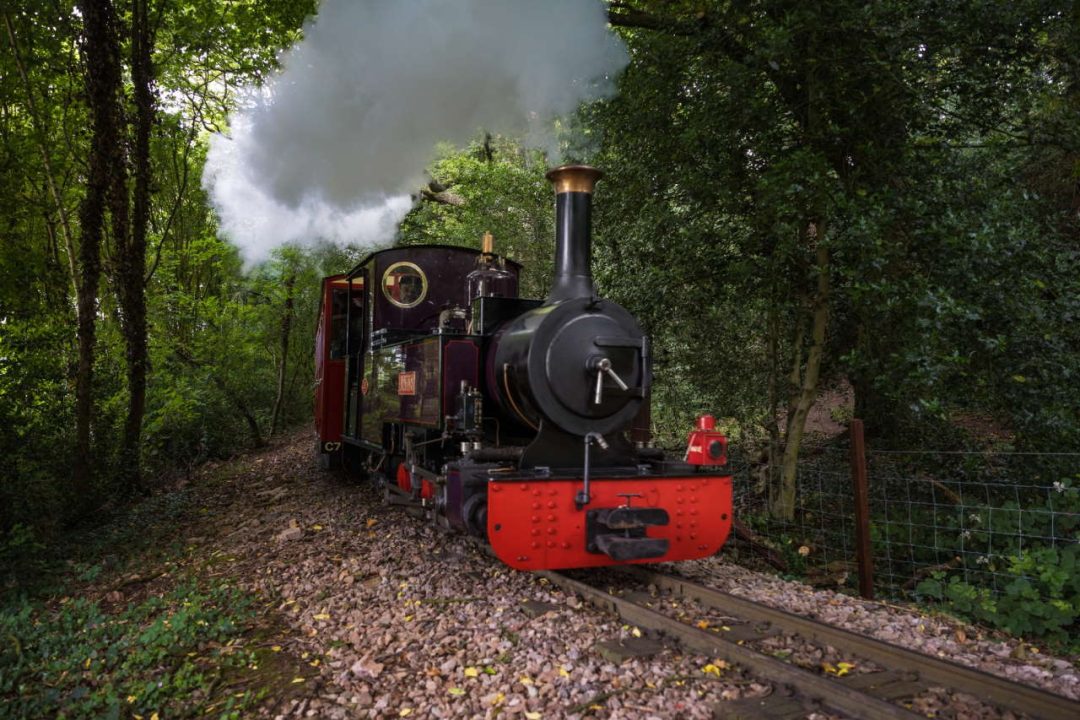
xmin=916 ymin=544 xmax=1080 ymax=643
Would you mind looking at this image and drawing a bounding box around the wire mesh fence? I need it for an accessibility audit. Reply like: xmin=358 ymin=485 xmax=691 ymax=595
xmin=727 ymin=437 xmax=1080 ymax=638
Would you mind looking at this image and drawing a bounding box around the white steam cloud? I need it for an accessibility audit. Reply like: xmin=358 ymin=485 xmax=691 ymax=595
xmin=203 ymin=0 xmax=628 ymax=262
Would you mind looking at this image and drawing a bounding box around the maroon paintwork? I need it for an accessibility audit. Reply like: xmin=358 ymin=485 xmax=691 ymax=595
xmin=349 ymin=246 xmax=520 ymax=334
xmin=359 ymin=336 xmax=482 ymax=446
xmin=339 ymin=245 xmax=520 ymax=448
xmin=314 ymin=275 xmax=364 ymax=459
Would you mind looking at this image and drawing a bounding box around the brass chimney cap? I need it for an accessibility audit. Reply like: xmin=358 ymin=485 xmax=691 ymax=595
xmin=546 ymin=164 xmax=603 ymax=195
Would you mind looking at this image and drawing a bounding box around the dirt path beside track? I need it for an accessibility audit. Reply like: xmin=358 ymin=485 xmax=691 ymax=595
xmin=71 ymin=430 xmax=1075 ymax=719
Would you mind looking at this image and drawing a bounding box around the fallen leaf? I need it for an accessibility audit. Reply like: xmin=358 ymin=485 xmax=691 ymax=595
xmin=271 ymin=645 xmax=282 ymax=652
xmin=312 ymin=524 xmax=324 ymax=531
xmin=126 ymin=695 xmax=137 ymax=704
xmin=798 ymin=545 xmax=811 ymax=556
xmin=558 ymin=667 xmax=570 ymax=678
xmin=399 ymin=709 xmax=412 ymax=717
xmin=313 ymin=613 xmax=331 ymax=621
xmin=291 ymin=677 xmax=305 ymax=684
xmin=464 ymin=666 xmax=480 ymax=678
xmin=483 ymin=666 xmax=497 ymax=675
xmin=519 ymin=675 xmax=533 ymax=685
xmin=696 ymin=620 xmax=710 ymax=629
xmin=702 ymin=664 xmax=723 ymax=676
xmin=448 ymin=687 xmax=465 ymax=696
xmin=630 ymin=627 xmax=642 ymax=638
xmin=836 ymin=662 xmax=856 ymax=677
xmin=491 ymin=692 xmax=506 ymax=706
xmin=954 ymin=629 xmax=966 ymax=643
xmin=367 ymin=518 xmax=378 ymax=528
xmin=150 ymin=713 xmax=159 ymax=720
xmin=525 ymin=712 xmax=542 ymax=720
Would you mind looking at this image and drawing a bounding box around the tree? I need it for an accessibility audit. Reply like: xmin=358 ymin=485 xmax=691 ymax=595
xmin=113 ymin=0 xmax=154 ymax=494
xmin=399 ymin=138 xmax=555 ymax=297
xmin=600 ymin=0 xmax=1080 ymax=517
xmin=71 ymin=0 xmax=128 ymax=505
xmin=269 ymin=253 xmax=297 ymax=436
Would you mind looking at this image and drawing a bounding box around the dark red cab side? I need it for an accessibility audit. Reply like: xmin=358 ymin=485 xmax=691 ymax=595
xmin=314 ymin=274 xmax=364 ymax=467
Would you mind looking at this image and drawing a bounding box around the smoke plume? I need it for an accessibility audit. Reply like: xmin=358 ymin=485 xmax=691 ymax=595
xmin=203 ymin=0 xmax=628 ymax=262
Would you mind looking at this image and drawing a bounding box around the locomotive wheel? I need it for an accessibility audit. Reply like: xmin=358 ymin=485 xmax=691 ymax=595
xmin=340 ymin=445 xmax=369 ymax=479
xmin=462 ymin=493 xmax=488 ymax=538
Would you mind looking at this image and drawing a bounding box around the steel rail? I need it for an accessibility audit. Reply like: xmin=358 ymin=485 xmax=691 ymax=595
xmin=625 ymin=568 xmax=1079 ymax=720
xmin=539 ymin=570 xmax=923 ymax=720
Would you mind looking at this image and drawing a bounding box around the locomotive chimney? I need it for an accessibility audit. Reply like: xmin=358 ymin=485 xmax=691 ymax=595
xmin=546 ymin=164 xmax=603 ymax=302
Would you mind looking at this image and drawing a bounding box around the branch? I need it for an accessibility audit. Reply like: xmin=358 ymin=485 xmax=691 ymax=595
xmin=607 ymin=3 xmax=701 ymax=36
xmin=419 ymin=181 xmax=465 ymax=206
xmin=733 ymin=518 xmax=788 ymax=571
xmin=145 ymin=124 xmax=195 ymax=285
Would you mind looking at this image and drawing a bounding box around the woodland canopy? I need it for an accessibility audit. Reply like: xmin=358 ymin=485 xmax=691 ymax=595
xmin=1 ymin=0 xmax=1077 ymax=538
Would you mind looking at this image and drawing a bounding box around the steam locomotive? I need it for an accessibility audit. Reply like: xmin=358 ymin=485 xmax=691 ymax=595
xmin=314 ymin=166 xmax=732 ymax=570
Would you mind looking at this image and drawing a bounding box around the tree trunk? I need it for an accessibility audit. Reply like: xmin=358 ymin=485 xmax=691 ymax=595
xmin=769 ymin=302 xmax=805 ymax=514
xmin=772 ymin=227 xmax=830 ymax=519
xmin=269 ymin=270 xmax=296 ymax=436
xmin=72 ymin=0 xmax=127 ymax=506
xmin=116 ymin=0 xmax=153 ymax=494
xmin=764 ymin=252 xmax=782 ymax=504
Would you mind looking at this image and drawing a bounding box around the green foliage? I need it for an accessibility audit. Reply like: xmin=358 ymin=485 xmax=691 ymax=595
xmin=0 ymin=581 xmax=261 ymax=718
xmin=595 ymin=0 xmax=1080 ymax=449
xmin=0 ymin=0 xmax=345 ymax=534
xmin=399 ymin=138 xmax=555 ymax=297
xmin=883 ymin=470 xmax=1080 ymax=641
xmin=916 ymin=545 xmax=1080 ymax=642
xmin=0 ymin=526 xmax=46 ymax=593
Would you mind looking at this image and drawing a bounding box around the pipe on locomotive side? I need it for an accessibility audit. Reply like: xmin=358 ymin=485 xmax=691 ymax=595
xmin=546 ymin=165 xmax=603 ymax=303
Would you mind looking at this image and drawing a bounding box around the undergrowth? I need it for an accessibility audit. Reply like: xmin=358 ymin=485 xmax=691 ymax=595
xmin=0 ymin=580 xmax=262 ymax=718
xmin=0 ymin=459 xmax=273 ymax=718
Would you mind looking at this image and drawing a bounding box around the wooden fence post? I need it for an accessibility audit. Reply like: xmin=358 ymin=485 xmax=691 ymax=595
xmin=850 ymin=419 xmax=875 ymax=599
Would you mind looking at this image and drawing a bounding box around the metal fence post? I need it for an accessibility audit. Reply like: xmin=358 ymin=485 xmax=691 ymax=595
xmin=850 ymin=419 xmax=875 ymax=599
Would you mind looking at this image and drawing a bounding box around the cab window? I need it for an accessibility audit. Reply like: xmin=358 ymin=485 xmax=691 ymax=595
xmin=330 ymin=289 xmax=348 ymax=358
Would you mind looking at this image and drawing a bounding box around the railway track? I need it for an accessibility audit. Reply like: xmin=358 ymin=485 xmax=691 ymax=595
xmin=540 ymin=567 xmax=1079 ymax=720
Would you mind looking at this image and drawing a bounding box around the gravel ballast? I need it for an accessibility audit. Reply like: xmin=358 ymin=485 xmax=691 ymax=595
xmin=164 ymin=432 xmax=1076 ymax=718
xmin=673 ymin=557 xmax=1080 ymax=702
